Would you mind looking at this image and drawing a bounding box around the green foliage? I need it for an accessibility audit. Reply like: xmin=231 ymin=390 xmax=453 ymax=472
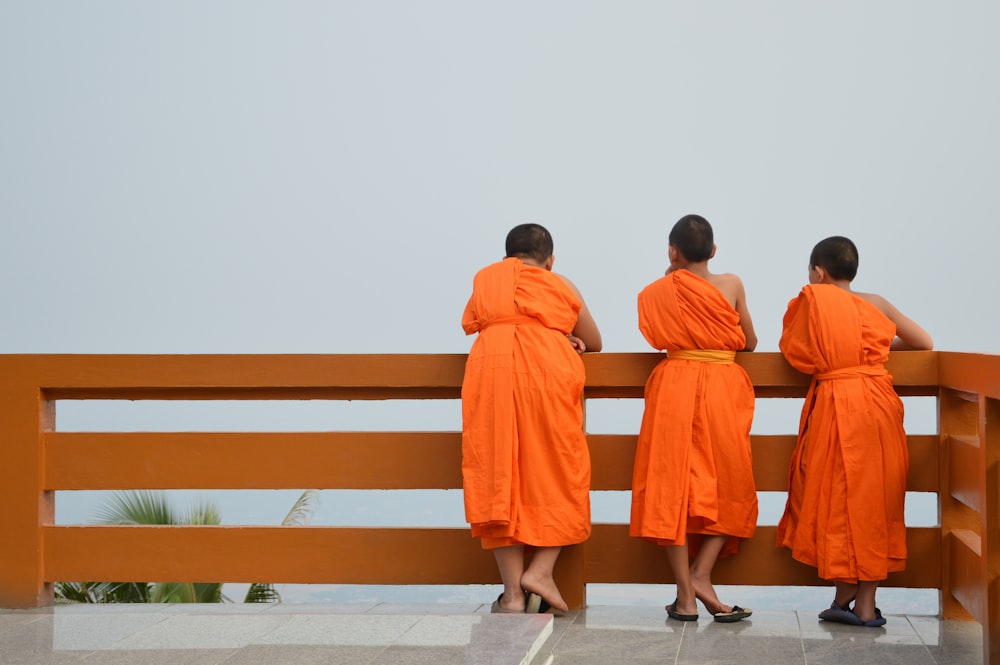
xmin=94 ymin=490 xmax=177 ymax=525
xmin=281 ymin=489 xmax=320 ymax=527
xmin=54 ymin=490 xmax=319 ymax=605
xmin=243 ymin=582 xmax=282 ymax=604
xmin=54 ymin=581 xmax=150 ymax=604
xmin=149 ymin=582 xmax=222 ymax=604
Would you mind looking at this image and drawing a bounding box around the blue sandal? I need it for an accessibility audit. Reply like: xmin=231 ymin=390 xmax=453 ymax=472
xmin=818 ymin=602 xmax=862 ymax=626
xmin=818 ymin=602 xmax=886 ymax=627
xmin=856 ymin=607 xmax=887 ymax=627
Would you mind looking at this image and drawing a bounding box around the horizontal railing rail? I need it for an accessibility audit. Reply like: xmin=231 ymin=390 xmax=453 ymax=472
xmin=1 ymin=351 xmax=997 ymax=662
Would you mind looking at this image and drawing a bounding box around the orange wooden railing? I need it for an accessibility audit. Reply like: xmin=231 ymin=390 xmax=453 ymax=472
xmin=0 ymin=352 xmax=997 ymax=661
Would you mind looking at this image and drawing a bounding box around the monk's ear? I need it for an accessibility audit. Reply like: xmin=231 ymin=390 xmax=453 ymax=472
xmin=668 ymin=246 xmax=679 ymax=263
xmin=544 ymin=255 xmax=554 ymax=271
xmin=709 ymin=244 xmax=717 ymax=260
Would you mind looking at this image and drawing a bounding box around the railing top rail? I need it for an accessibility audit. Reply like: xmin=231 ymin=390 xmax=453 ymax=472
xmin=937 ymin=351 xmax=1000 ymax=399
xmin=0 ymin=351 xmax=944 ymax=400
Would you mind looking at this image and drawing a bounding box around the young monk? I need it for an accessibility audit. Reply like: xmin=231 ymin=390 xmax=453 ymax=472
xmin=461 ymin=223 xmax=602 ymax=614
xmin=629 ymin=214 xmax=758 ymax=623
xmin=776 ymin=235 xmax=933 ymax=627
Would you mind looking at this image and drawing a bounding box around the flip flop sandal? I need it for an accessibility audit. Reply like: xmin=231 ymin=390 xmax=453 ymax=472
xmin=853 ymin=606 xmax=887 ymax=627
xmin=526 ymin=592 xmax=567 ymax=616
xmin=818 ymin=601 xmax=863 ymax=626
xmin=665 ymin=600 xmax=699 ymax=622
xmin=490 ymin=593 xmax=524 ymax=614
xmin=712 ymin=605 xmax=752 ymax=623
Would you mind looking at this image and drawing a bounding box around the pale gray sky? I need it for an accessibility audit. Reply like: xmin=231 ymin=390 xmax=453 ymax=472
xmin=2 ymin=2 xmax=997 ymax=357
xmin=2 ymin=4 xmax=983 ymax=608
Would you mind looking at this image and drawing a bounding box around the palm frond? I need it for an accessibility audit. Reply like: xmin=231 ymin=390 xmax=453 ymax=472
xmin=185 ymin=500 xmax=222 ymax=526
xmin=281 ymin=490 xmax=320 ymax=526
xmin=63 ymin=490 xmax=313 ymax=605
xmin=150 ymin=582 xmax=196 ymax=603
xmin=193 ymin=582 xmax=223 ymax=603
xmin=244 ymin=583 xmax=281 ymax=604
xmin=54 ymin=582 xmax=95 ymax=603
xmin=55 ymin=581 xmax=151 ymax=603
xmin=94 ymin=491 xmax=175 ymax=525
xmin=95 ymin=581 xmax=151 ymax=603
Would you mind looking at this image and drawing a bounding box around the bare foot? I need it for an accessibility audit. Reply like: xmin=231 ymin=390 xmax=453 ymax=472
xmin=834 ymin=581 xmax=859 ymax=611
xmin=691 ymin=577 xmax=731 ymax=615
xmin=520 ymin=572 xmax=568 ymax=613
xmin=497 ymin=590 xmax=526 ymax=612
xmin=853 ymin=609 xmax=879 ymax=623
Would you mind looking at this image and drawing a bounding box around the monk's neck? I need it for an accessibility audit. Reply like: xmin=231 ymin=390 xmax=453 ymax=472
xmin=514 ymin=257 xmax=550 ymax=270
xmin=676 ymin=262 xmax=711 ymax=279
xmin=817 ymin=278 xmax=853 ymax=291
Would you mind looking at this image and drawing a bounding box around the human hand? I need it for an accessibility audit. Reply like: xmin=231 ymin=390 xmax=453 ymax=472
xmin=566 ymin=334 xmax=587 ymax=353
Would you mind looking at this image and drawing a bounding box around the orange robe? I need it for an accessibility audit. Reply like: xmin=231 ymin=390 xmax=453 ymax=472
xmin=629 ymin=270 xmax=757 ymax=556
xmin=461 ymin=257 xmax=591 ymax=549
xmin=776 ymin=284 xmax=907 ymax=582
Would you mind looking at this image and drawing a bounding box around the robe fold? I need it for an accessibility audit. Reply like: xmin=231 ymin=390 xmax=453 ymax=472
xmin=629 ymin=270 xmax=757 ymax=557
xmin=776 ymin=284 xmax=907 ymax=582
xmin=461 ymin=257 xmax=591 ymax=549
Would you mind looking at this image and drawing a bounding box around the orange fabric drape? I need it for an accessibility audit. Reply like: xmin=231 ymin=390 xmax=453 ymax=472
xmin=776 ymin=284 xmax=907 ymax=582
xmin=460 ymin=258 xmax=590 ymax=549
xmin=629 ymin=270 xmax=757 ymax=557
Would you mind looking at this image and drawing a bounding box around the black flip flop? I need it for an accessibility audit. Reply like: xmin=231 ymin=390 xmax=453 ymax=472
xmin=526 ymin=592 xmax=567 ymax=617
xmin=490 ymin=593 xmax=524 ymax=614
xmin=712 ymin=605 xmax=752 ymax=623
xmin=666 ymin=600 xmax=698 ymax=621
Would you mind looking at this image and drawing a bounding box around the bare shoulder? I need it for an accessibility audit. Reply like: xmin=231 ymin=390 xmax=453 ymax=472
xmin=706 ymin=272 xmax=745 ymax=306
xmin=706 ymin=271 xmax=743 ymax=288
xmin=714 ymin=272 xmax=744 ymax=287
xmin=853 ymin=290 xmax=888 ymax=308
xmin=853 ymin=290 xmax=934 ymax=350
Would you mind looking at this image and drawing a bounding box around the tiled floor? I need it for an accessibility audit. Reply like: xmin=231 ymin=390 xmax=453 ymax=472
xmin=0 ymin=602 xmax=985 ymax=665
xmin=549 ymin=606 xmax=985 ymax=665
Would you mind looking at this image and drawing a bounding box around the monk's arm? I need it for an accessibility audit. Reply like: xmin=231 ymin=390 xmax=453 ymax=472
xmin=572 ymin=301 xmax=603 ymax=352
xmin=889 ymin=308 xmax=934 ymax=350
xmin=868 ymin=294 xmax=934 ymax=350
xmin=558 ymin=275 xmax=603 ymax=352
xmin=733 ymin=277 xmax=758 ymax=351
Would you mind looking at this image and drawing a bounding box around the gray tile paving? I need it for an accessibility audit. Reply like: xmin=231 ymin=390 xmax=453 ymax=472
xmin=0 ymin=603 xmax=985 ymax=665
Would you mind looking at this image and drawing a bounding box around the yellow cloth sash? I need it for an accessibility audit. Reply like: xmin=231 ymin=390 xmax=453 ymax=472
xmin=667 ymin=349 xmax=736 ymax=364
xmin=479 ymin=315 xmax=546 ymax=331
xmin=815 ymin=364 xmax=888 ymax=381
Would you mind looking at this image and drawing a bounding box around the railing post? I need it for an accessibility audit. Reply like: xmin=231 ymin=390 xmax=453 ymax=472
xmin=565 ymin=388 xmax=592 ymax=610
xmin=556 ymin=543 xmax=586 ymax=610
xmin=0 ymin=376 xmax=55 ymax=608
xmin=982 ymin=396 xmax=999 ymax=665
xmin=938 ymin=387 xmax=979 ymax=621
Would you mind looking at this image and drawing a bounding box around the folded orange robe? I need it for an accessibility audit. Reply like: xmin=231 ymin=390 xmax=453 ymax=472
xmin=776 ymin=284 xmax=907 ymax=582
xmin=461 ymin=257 xmax=591 ymax=549
xmin=629 ymin=270 xmax=757 ymax=557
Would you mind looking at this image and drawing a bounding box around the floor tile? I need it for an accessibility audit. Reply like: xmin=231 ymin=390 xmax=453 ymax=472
xmin=548 ymin=624 xmax=683 ymax=662
xmin=0 ymin=604 xmax=987 ymax=665
xmin=909 ymin=616 xmax=985 ymax=665
xmin=251 ymin=614 xmax=415 ymax=646
xmin=802 ymin=636 xmax=936 ymax=665
xmin=111 ymin=614 xmax=293 ymax=650
xmin=218 ymin=644 xmax=386 ymax=665
xmin=51 ymin=612 xmax=171 ymax=650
